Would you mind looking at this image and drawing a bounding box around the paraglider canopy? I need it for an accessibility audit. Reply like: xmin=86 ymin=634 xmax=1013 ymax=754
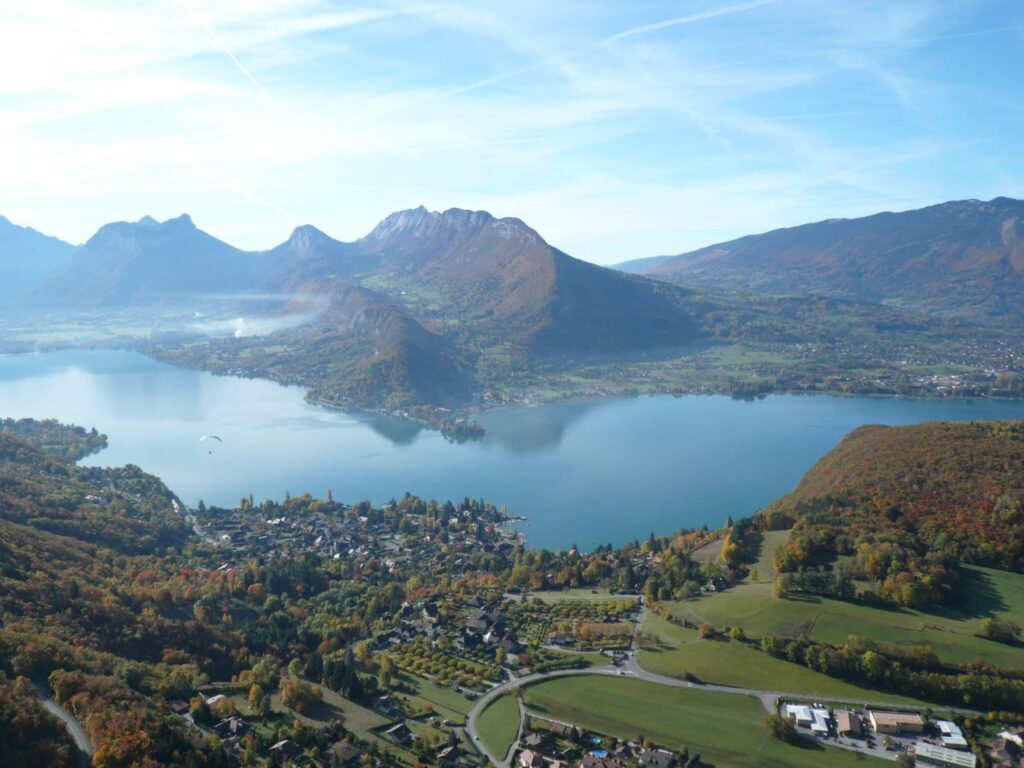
xmin=200 ymin=435 xmax=222 ymax=454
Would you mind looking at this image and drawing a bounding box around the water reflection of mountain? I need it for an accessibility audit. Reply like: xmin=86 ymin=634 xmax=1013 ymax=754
xmin=479 ymin=399 xmax=608 ymax=455
xmin=360 ymin=414 xmax=426 ymax=446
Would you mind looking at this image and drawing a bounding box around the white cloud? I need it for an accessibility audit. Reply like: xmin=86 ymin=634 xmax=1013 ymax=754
xmin=0 ymin=0 xmax=1019 ymax=258
xmin=601 ymin=0 xmax=776 ymax=47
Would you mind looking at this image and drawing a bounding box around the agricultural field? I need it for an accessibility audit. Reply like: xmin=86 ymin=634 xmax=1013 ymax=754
xmin=652 ymin=565 xmax=1024 ymax=670
xmin=523 ymin=676 xmax=887 ymax=768
xmin=392 ymin=638 xmax=502 ymax=689
xmin=394 ymin=673 xmax=473 ymax=722
xmin=476 ymin=694 xmax=520 ymax=761
xmin=748 ymin=529 xmax=791 ymax=582
xmin=637 ymin=618 xmax=927 ymax=706
xmin=512 ymin=596 xmax=639 ymax=649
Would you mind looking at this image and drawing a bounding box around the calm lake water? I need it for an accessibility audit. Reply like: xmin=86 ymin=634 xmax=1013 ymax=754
xmin=3 ymin=349 xmax=1024 ymax=551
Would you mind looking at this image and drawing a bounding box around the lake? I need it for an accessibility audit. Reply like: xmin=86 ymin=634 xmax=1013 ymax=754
xmin=3 ymin=349 xmax=1024 ymax=551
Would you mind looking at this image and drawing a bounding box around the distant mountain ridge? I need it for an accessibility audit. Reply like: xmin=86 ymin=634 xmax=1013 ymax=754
xmin=621 ymin=197 xmax=1024 ymax=327
xmin=11 ymin=197 xmax=1024 ymax=411
xmin=609 ymin=254 xmax=674 ymax=274
xmin=0 ymin=215 xmax=76 ymax=301
xmin=36 ymin=214 xmax=280 ymax=305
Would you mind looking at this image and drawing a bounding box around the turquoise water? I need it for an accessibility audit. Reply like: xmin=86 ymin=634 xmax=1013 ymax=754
xmin=3 ymin=349 xmax=1024 ymax=551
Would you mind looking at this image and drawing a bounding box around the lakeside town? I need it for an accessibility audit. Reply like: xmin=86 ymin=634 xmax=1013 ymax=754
xmin=162 ymin=493 xmax=1024 ymax=768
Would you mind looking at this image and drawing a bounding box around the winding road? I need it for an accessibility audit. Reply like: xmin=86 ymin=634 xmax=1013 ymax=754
xmin=39 ymin=692 xmax=93 ymax=768
xmin=464 ymin=600 xmax=981 ymax=767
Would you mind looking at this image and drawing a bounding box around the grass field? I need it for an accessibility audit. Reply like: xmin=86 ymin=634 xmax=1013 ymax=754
xmin=477 ymin=694 xmax=520 ymax=761
xmin=523 ymin=676 xmax=886 ymax=768
xmin=638 ymin=622 xmax=927 ymax=706
xmin=396 ymin=673 xmax=472 ymax=722
xmin=654 ymin=565 xmax=1024 ymax=670
xmin=749 ymin=530 xmax=791 ymax=582
xmin=690 ymin=538 xmax=724 ymax=566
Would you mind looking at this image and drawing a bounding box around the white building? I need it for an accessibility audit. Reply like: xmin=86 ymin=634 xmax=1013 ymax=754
xmin=936 ymin=720 xmax=968 ymax=749
xmin=783 ymin=704 xmax=829 ymax=735
xmin=784 ymin=704 xmax=813 ymax=727
xmin=915 ymin=742 xmax=976 ymax=768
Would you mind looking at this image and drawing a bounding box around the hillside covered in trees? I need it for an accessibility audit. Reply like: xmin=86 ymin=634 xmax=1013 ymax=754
xmin=761 ymin=421 xmax=1024 ymax=606
xmin=0 ymin=424 xmax=229 ymax=766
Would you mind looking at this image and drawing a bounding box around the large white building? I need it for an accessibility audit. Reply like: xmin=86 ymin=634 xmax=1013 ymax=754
xmin=915 ymin=742 xmax=977 ymax=768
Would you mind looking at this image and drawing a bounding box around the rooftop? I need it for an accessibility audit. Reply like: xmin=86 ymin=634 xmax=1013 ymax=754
xmin=915 ymin=741 xmax=977 ymax=768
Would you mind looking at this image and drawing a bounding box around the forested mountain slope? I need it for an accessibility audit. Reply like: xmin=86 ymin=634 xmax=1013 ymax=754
xmin=633 ymin=197 xmax=1024 ymax=327
xmin=762 ymin=421 xmax=1024 ymax=606
xmin=0 ymin=425 xmax=229 ymax=767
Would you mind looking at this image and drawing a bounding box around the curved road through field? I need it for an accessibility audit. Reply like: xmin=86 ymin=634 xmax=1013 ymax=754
xmin=465 ymin=600 xmax=981 ymax=767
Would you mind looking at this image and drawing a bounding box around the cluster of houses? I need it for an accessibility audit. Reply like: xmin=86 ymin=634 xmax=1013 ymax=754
xmin=377 ymin=719 xmax=470 ymax=767
xmin=173 ymin=693 xmax=373 ymax=766
xmin=512 ymin=719 xmax=687 ymax=768
xmin=781 ymin=702 xmax=1024 ymax=768
xmin=192 ymin=499 xmax=521 ymax=581
xmin=366 ymin=595 xmax=527 ymax=666
xmin=990 ymin=727 xmax=1024 ymax=768
xmin=459 ymin=598 xmax=527 ymax=658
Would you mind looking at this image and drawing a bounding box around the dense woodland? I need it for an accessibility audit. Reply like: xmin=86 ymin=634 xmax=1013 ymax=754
xmin=761 ymin=421 xmax=1024 ymax=607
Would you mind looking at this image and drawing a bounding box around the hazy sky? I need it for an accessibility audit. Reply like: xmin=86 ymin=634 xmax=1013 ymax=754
xmin=2 ymin=0 xmax=1022 ymax=263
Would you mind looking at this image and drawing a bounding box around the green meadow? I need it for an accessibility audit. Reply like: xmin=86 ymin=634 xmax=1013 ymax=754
xmin=654 ymin=565 xmax=1024 ymax=671
xmin=639 ymin=613 xmax=925 ymax=705
xmin=477 ymin=694 xmax=520 ymax=761
xmin=523 ymin=676 xmax=886 ymax=768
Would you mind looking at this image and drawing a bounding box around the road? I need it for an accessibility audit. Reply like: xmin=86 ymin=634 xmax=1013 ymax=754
xmin=40 ymin=695 xmax=93 ymax=767
xmin=465 ymin=666 xmax=627 ymax=768
xmin=464 ymin=598 xmax=981 ymax=767
xmin=506 ymin=592 xmax=644 ymax=603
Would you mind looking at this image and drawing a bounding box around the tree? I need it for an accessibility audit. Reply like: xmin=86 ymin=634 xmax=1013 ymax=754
xmin=246 ymin=583 xmax=266 ymax=604
xmin=378 ymin=654 xmax=394 ymax=688
xmin=764 ymin=714 xmax=798 ymax=744
xmin=773 ymin=578 xmax=789 ymax=599
xmin=979 ymin=618 xmax=1021 ymax=645
xmin=280 ymin=678 xmax=322 ymax=714
xmin=248 ymin=683 xmax=263 ymax=712
xmin=248 ymin=683 xmax=270 ymax=717
xmin=190 ymin=696 xmax=214 ymax=726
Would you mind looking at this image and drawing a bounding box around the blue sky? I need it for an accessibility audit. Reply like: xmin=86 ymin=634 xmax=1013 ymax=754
xmin=1 ymin=0 xmax=1022 ymax=263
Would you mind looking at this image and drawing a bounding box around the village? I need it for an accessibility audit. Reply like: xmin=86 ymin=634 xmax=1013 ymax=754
xmin=165 ymin=496 xmax=1024 ymax=768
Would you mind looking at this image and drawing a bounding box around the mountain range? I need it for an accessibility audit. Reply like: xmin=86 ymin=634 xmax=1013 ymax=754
xmin=0 ymin=216 xmax=76 ymax=301
xmin=619 ymin=197 xmax=1024 ymax=327
xmin=3 ymin=196 xmax=1023 ymax=410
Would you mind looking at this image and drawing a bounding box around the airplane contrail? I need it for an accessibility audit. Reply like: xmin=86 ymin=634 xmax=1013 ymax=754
xmin=602 ymin=0 xmax=777 ymax=47
xmin=181 ymin=0 xmax=267 ymax=96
